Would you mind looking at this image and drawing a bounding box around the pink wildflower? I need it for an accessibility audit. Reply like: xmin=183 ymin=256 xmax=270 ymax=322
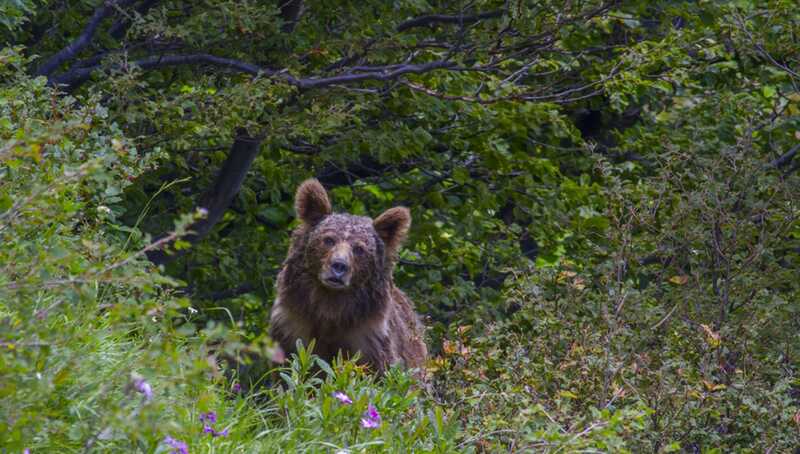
xmin=133 ymin=378 xmax=153 ymax=401
xmin=333 ymin=391 xmax=353 ymax=405
xmin=360 ymin=403 xmax=381 ymax=429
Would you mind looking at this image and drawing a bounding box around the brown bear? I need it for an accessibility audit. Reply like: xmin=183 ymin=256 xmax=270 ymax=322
xmin=269 ymin=178 xmax=427 ymax=374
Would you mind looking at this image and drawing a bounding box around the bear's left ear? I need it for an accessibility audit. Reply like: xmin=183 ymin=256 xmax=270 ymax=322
xmin=295 ymin=178 xmax=332 ymax=225
xmin=373 ymin=207 xmax=411 ymax=256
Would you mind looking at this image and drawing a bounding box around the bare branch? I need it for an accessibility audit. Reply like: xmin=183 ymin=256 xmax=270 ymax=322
xmin=36 ymin=0 xmax=136 ymax=77
xmin=769 ymin=143 xmax=799 ymax=169
xmin=397 ymin=10 xmax=503 ymax=32
xmin=282 ymin=140 xmax=321 ymax=155
xmin=295 ymin=60 xmax=455 ymax=89
xmin=50 ymin=53 xmax=270 ymax=88
xmin=50 ymin=53 xmax=456 ymax=91
xmin=136 ymin=54 xmax=267 ymax=74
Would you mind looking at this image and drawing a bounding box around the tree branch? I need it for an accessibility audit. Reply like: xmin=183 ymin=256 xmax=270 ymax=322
xmin=769 ymin=143 xmax=799 ymax=168
xmin=146 ymin=130 xmax=263 ymax=265
xmin=50 ymin=53 xmax=271 ymax=89
xmin=50 ymin=53 xmax=456 ymax=91
xmin=295 ymin=60 xmax=455 ymax=89
xmin=36 ymin=0 xmax=136 ymax=77
xmin=396 ymin=10 xmax=503 ymax=32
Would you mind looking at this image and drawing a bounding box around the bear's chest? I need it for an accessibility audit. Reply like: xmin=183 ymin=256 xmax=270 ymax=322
xmin=308 ymin=316 xmax=392 ymax=365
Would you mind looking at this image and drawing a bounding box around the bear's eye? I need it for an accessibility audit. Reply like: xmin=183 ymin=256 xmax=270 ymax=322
xmin=323 ymin=237 xmax=336 ymax=247
xmin=353 ymin=245 xmax=365 ymax=256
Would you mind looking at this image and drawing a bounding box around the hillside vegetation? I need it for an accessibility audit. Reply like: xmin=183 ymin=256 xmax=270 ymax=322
xmin=2 ymin=1 xmax=799 ymax=452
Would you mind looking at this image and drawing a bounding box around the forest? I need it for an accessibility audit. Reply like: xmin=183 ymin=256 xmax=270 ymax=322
xmin=1 ymin=0 xmax=799 ymax=452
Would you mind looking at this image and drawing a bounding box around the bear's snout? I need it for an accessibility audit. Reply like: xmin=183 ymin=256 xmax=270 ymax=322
xmin=319 ymin=242 xmax=353 ymax=290
xmin=330 ymin=259 xmax=349 ymax=276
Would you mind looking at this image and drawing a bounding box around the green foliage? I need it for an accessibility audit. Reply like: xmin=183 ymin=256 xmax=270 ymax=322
xmin=0 ymin=51 xmax=456 ymax=453
xmin=0 ymin=49 xmax=188 ymax=451
xmin=0 ymin=0 xmax=36 ymax=32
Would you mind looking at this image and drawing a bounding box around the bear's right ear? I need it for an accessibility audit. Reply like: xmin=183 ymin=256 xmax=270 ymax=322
xmin=295 ymin=178 xmax=331 ymax=225
xmin=373 ymin=206 xmax=411 ymax=257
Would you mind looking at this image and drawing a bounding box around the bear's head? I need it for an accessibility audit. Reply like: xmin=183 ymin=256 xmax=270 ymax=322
xmin=292 ymin=178 xmax=411 ymax=292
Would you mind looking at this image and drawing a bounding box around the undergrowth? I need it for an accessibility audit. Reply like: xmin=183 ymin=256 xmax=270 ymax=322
xmin=3 ymin=45 xmax=799 ymax=454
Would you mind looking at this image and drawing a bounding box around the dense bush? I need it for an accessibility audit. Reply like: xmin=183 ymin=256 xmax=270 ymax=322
xmin=0 ymin=51 xmax=457 ymax=453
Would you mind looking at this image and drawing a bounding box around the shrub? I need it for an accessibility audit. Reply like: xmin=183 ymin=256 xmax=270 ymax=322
xmin=0 ymin=48 xmax=457 ymax=454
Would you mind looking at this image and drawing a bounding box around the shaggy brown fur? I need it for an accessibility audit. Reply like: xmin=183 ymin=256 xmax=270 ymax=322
xmin=269 ymin=179 xmax=427 ymax=374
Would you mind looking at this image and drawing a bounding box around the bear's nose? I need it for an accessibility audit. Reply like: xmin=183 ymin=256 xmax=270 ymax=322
xmin=330 ymin=260 xmax=349 ymax=277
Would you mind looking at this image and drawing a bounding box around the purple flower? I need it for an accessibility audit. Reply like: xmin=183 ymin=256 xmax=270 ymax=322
xmin=133 ymin=378 xmax=153 ymax=401
xmin=360 ymin=403 xmax=381 ymax=429
xmin=332 ymin=391 xmax=353 ymax=405
xmin=231 ymin=383 xmax=241 ymax=393
xmin=163 ymin=436 xmax=188 ymax=454
xmin=24 ymin=449 xmax=30 ymax=454
xmin=200 ymin=411 xmax=228 ymax=437
xmin=199 ymin=411 xmax=217 ymax=424
xmin=202 ymin=425 xmax=229 ymax=438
